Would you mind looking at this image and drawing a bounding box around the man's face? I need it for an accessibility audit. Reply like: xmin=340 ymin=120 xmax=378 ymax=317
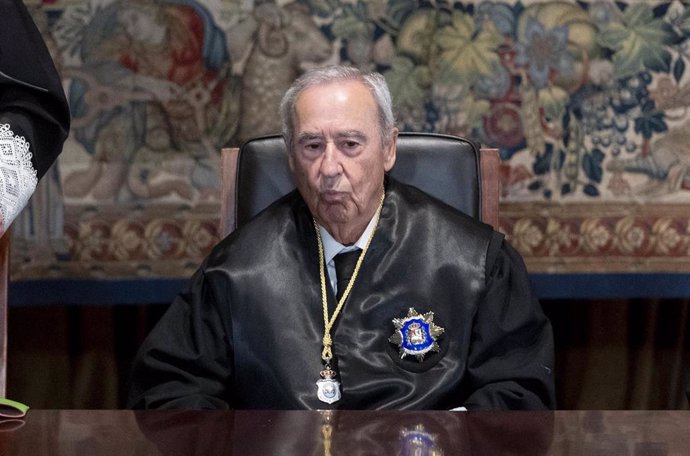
xmin=288 ymin=80 xmax=397 ymax=243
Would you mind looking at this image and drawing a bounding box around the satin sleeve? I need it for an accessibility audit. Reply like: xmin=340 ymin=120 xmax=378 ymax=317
xmin=127 ymin=265 xmax=234 ymax=409
xmin=462 ymin=232 xmax=556 ymax=410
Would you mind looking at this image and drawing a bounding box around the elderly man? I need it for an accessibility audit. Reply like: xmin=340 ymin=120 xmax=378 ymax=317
xmin=128 ymin=66 xmax=555 ymax=410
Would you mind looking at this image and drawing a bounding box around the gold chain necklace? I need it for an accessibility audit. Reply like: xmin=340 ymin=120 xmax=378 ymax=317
xmin=313 ymin=192 xmax=385 ymax=404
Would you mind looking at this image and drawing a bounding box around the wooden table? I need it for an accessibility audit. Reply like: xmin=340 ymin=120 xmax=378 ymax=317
xmin=1 ymin=409 xmax=689 ymax=455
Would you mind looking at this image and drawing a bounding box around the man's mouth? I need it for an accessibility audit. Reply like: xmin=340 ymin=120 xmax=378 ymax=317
xmin=320 ymin=190 xmax=346 ymax=203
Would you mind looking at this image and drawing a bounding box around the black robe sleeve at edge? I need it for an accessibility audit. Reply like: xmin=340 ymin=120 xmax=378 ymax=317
xmin=0 ymin=0 xmax=71 ymax=179
xmin=462 ymin=232 xmax=556 ymax=410
xmin=127 ymin=265 xmax=234 ymax=409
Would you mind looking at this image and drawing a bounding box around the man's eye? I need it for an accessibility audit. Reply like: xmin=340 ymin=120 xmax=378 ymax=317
xmin=300 ymin=143 xmax=323 ymax=157
xmin=303 ymin=143 xmax=322 ymax=153
xmin=340 ymin=140 xmax=361 ymax=154
xmin=340 ymin=140 xmax=360 ymax=150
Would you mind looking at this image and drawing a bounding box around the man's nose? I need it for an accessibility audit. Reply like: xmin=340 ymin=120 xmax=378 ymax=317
xmin=319 ymin=144 xmax=341 ymax=177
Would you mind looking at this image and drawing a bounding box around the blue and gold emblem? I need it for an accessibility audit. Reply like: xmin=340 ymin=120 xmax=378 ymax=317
xmin=389 ymin=308 xmax=444 ymax=361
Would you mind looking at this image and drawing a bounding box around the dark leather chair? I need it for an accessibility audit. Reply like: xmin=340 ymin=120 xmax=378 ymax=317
xmin=220 ymin=132 xmax=500 ymax=237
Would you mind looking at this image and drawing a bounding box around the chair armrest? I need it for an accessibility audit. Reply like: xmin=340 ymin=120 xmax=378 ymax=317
xmin=220 ymin=147 xmax=240 ymax=238
xmin=479 ymin=148 xmax=500 ymax=230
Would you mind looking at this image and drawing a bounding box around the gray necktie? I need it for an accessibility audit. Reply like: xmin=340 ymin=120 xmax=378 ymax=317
xmin=334 ymin=250 xmax=361 ymax=301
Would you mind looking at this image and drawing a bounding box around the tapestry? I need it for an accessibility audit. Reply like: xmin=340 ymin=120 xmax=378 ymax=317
xmin=10 ymin=0 xmax=690 ymax=287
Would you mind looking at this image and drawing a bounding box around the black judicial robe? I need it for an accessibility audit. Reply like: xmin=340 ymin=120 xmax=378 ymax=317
xmin=0 ymin=0 xmax=70 ymax=178
xmin=128 ymin=178 xmax=555 ymax=410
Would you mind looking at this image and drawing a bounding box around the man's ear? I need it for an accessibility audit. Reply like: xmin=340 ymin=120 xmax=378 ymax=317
xmin=383 ymin=128 xmax=398 ymax=172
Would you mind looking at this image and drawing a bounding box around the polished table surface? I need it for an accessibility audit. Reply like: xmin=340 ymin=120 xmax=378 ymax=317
xmin=1 ymin=409 xmax=689 ymax=455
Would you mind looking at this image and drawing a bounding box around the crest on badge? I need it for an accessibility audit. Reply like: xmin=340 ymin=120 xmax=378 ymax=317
xmin=316 ymin=367 xmax=341 ymax=404
xmin=389 ymin=308 xmax=444 ymax=361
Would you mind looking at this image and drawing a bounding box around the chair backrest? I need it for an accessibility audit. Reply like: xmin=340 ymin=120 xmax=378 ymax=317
xmin=220 ymin=132 xmax=499 ymax=237
xmin=0 ymin=233 xmax=9 ymax=397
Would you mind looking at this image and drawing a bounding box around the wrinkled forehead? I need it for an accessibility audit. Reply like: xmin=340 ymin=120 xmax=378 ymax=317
xmin=294 ymin=81 xmax=380 ymax=128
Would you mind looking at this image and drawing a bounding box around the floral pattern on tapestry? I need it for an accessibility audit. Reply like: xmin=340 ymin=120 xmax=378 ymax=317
xmin=11 ymin=0 xmax=690 ymax=281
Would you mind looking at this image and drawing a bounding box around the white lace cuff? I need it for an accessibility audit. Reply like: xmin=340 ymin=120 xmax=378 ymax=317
xmin=0 ymin=122 xmax=38 ymax=231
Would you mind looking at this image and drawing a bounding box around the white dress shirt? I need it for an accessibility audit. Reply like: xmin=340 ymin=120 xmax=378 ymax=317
xmin=317 ymin=214 xmax=378 ymax=296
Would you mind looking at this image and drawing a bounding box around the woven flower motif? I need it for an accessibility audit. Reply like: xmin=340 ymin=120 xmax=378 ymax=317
xmin=77 ymin=222 xmax=111 ymax=261
xmin=651 ymin=218 xmax=685 ymax=255
xmin=581 ymin=219 xmax=612 ymax=253
xmin=514 ymin=16 xmax=573 ymax=89
xmin=545 ymin=219 xmax=578 ymax=255
xmin=145 ymin=221 xmax=184 ymax=259
xmin=614 ymin=217 xmax=649 ymax=254
xmin=111 ymin=220 xmax=145 ymax=260
xmin=184 ymin=221 xmax=217 ymax=257
xmin=511 ymin=219 xmax=544 ymax=255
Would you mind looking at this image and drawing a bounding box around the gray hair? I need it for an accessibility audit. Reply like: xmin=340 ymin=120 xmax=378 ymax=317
xmin=279 ymin=65 xmax=396 ymax=151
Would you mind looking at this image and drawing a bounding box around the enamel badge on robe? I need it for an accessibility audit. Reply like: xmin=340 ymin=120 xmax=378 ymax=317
xmin=389 ymin=308 xmax=445 ymax=361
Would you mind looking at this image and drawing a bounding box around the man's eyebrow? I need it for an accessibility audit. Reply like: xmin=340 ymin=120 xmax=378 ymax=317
xmin=296 ymin=133 xmax=323 ymax=144
xmin=335 ymin=131 xmax=367 ymax=141
xmin=296 ymin=131 xmax=368 ymax=144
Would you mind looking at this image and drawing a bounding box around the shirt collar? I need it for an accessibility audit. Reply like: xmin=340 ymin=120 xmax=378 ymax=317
xmin=318 ymin=214 xmax=378 ymax=265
